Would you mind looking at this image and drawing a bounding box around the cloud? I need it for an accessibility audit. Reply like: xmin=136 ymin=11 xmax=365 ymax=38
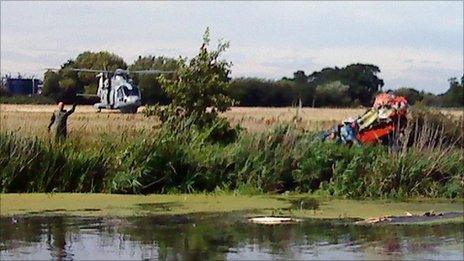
xmin=1 ymin=1 xmax=462 ymax=94
xmin=229 ymin=45 xmax=461 ymax=92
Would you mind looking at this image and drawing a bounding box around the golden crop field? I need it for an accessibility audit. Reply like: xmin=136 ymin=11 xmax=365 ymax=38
xmin=1 ymin=104 xmax=461 ymax=144
xmin=0 ymin=104 xmax=364 ymax=137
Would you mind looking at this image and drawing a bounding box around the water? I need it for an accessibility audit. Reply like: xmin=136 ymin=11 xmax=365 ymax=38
xmin=1 ymin=213 xmax=463 ymax=260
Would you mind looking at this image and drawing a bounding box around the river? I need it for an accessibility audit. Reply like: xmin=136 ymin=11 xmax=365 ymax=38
xmin=1 ymin=213 xmax=462 ymax=260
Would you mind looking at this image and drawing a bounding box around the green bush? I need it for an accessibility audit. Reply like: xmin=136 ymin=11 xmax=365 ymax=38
xmin=151 ymin=28 xmax=235 ymax=129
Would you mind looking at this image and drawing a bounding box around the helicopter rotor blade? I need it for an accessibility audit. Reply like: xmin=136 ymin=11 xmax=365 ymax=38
xmin=44 ymin=68 xmax=60 ymax=72
xmin=127 ymin=70 xmax=176 ymax=74
xmin=76 ymin=93 xmax=99 ymax=97
xmin=43 ymin=68 xmax=175 ymax=75
xmin=44 ymin=68 xmax=110 ymax=73
xmin=70 ymin=68 xmax=109 ymax=73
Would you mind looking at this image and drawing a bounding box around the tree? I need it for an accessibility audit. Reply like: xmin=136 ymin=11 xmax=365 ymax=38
xmin=157 ymin=28 xmax=234 ymax=125
xmin=42 ymin=70 xmax=61 ymax=97
xmin=128 ymin=55 xmax=178 ymax=104
xmin=440 ymin=77 xmax=464 ymax=107
xmin=314 ymin=81 xmax=351 ymax=107
xmin=0 ymin=76 xmax=9 ymax=97
xmin=228 ymin=78 xmax=293 ymax=107
xmin=394 ymin=87 xmax=423 ymax=105
xmin=73 ymin=51 xmax=127 ymax=94
xmin=304 ymin=64 xmax=384 ymax=107
xmin=339 ymin=64 xmax=384 ymax=106
xmin=283 ymin=70 xmax=316 ymax=106
xmin=41 ymin=51 xmax=127 ymax=103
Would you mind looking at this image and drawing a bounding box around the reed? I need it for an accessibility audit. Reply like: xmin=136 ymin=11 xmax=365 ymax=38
xmin=1 ymin=107 xmax=462 ymax=198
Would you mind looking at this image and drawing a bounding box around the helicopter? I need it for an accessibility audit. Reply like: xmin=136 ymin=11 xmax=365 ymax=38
xmin=47 ymin=68 xmax=175 ymax=113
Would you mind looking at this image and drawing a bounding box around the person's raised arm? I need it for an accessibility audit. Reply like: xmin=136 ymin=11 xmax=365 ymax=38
xmin=48 ymin=114 xmax=55 ymax=132
xmin=66 ymin=103 xmax=77 ymax=116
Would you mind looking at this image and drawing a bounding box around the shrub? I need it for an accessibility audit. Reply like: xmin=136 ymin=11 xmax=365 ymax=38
xmin=151 ymin=28 xmax=235 ymax=128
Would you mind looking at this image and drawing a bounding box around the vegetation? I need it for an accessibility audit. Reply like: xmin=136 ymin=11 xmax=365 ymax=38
xmin=1 ymin=193 xmax=462 ymax=219
xmin=393 ymin=77 xmax=464 ymax=107
xmin=1 ymin=109 xmax=462 ymax=198
xmin=128 ymin=55 xmax=178 ymax=105
xmin=229 ymin=65 xmax=383 ymax=107
xmin=145 ymin=28 xmax=235 ymax=128
xmin=228 ymin=78 xmax=294 ymax=107
xmin=440 ymin=77 xmax=464 ymax=107
xmin=39 ymin=52 xmax=127 ymax=103
xmin=228 ymin=74 xmax=463 ymax=108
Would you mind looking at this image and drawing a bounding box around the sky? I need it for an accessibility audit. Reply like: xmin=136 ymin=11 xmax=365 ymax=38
xmin=1 ymin=1 xmax=463 ymax=94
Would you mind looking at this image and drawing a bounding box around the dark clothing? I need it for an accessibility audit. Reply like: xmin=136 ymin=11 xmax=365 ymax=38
xmin=48 ymin=105 xmax=76 ymax=141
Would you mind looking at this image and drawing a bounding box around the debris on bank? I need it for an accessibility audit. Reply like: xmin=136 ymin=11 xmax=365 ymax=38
xmin=323 ymin=92 xmax=408 ymax=146
xmin=355 ymin=211 xmax=464 ymax=225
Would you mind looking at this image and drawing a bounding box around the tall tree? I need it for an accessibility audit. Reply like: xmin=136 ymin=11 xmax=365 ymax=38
xmin=73 ymin=51 xmax=127 ymax=94
xmin=335 ymin=64 xmax=383 ymax=106
xmin=440 ymin=77 xmax=464 ymax=107
xmin=304 ymin=63 xmax=384 ymax=106
xmin=291 ymin=70 xmax=315 ymax=106
xmin=128 ymin=56 xmax=178 ymax=104
xmin=394 ymin=87 xmax=423 ymax=105
xmin=228 ymin=78 xmax=293 ymax=107
xmin=314 ymin=81 xmax=351 ymax=107
xmin=42 ymin=70 xmax=61 ymax=98
xmin=42 ymin=51 xmax=127 ymax=102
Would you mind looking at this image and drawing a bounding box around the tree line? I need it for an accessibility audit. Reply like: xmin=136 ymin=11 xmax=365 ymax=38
xmin=6 ymin=50 xmax=462 ymax=107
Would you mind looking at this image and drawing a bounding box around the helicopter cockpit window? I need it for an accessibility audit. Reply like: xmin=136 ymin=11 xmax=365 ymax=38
xmin=117 ymin=88 xmax=124 ymax=100
xmin=114 ymin=74 xmax=129 ymax=82
xmin=122 ymin=85 xmax=139 ymax=96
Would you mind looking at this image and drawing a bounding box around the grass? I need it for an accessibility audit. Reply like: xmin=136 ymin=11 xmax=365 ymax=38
xmin=1 ymin=193 xmax=462 ymax=221
xmin=1 ymin=123 xmax=462 ymax=197
xmin=1 ymin=104 xmax=462 ymax=198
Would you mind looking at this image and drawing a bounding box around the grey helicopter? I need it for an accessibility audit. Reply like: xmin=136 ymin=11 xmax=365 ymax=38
xmin=46 ymin=68 xmax=175 ymax=113
xmin=73 ymin=68 xmax=175 ymax=113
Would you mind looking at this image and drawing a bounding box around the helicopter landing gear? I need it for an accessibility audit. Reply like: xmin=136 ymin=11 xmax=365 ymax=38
xmin=120 ymin=107 xmax=138 ymax=114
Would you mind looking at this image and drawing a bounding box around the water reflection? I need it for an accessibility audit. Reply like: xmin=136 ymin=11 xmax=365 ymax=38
xmin=1 ymin=213 xmax=463 ymax=260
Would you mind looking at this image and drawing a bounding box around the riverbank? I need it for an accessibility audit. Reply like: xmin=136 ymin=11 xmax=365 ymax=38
xmin=2 ymin=118 xmax=463 ymax=198
xmin=1 ymin=193 xmax=463 ymax=222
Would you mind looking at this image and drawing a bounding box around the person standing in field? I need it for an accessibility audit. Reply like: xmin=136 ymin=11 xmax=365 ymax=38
xmin=48 ymin=102 xmax=77 ymax=141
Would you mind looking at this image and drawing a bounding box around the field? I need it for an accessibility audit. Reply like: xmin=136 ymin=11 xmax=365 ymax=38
xmin=1 ymin=104 xmax=461 ymax=142
xmin=0 ymin=104 xmax=366 ymax=139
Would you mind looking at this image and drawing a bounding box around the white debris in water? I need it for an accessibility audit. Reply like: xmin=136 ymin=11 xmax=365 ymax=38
xmin=248 ymin=217 xmax=300 ymax=225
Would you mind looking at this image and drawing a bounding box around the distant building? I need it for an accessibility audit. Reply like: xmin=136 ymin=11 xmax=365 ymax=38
xmin=1 ymin=76 xmax=42 ymax=96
